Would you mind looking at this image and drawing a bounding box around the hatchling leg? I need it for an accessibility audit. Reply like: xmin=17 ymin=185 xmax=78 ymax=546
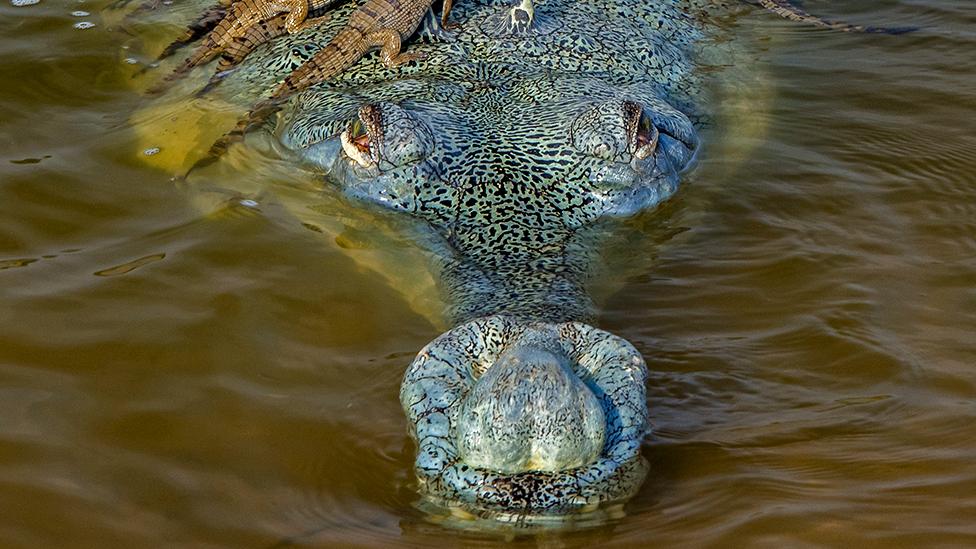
xmin=369 ymin=28 xmax=428 ymax=68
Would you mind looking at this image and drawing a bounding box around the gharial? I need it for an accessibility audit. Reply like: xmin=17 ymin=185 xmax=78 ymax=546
xmin=119 ymin=0 xmax=913 ymax=524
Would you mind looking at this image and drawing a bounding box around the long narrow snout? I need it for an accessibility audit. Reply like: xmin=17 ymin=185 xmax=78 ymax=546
xmin=400 ymin=315 xmax=649 ymax=521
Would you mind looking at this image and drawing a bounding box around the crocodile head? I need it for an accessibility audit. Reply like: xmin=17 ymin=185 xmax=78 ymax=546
xmin=210 ymin=0 xmax=702 ymax=524
xmin=277 ymin=69 xmax=698 ymax=520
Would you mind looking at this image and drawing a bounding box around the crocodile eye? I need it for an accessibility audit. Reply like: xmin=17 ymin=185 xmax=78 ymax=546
xmin=571 ymin=100 xmax=661 ymax=162
xmin=341 ymin=105 xmax=382 ymax=169
xmin=622 ymin=101 xmax=659 ymax=161
xmin=633 ymin=110 xmax=659 ymax=160
xmin=340 ymin=103 xmax=432 ymax=169
xmin=340 ymin=117 xmax=373 ymax=167
xmin=348 ymin=119 xmax=370 ymax=154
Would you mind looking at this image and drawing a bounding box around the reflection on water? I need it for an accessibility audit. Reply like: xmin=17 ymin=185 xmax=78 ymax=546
xmin=1 ymin=0 xmax=975 ymax=546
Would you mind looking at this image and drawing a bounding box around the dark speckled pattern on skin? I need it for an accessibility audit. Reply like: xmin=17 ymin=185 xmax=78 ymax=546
xmin=270 ymin=0 xmax=703 ymax=518
xmin=140 ymin=0 xmax=717 ymax=521
xmin=277 ymin=0 xmax=704 ymax=324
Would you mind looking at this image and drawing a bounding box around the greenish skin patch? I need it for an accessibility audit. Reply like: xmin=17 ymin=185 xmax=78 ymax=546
xmin=134 ymin=0 xmax=724 ymax=522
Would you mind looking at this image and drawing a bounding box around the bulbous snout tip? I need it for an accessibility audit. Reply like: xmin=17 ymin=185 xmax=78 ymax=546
xmin=400 ymin=315 xmax=650 ymax=523
xmin=457 ymin=342 xmax=607 ymax=474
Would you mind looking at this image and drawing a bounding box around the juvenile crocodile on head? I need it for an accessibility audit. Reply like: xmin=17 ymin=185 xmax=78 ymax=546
xmin=122 ymin=0 xmax=913 ymax=526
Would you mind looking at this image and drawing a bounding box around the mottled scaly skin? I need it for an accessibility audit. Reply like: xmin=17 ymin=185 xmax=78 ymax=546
xmin=208 ymin=0 xmax=707 ymax=520
xmin=137 ymin=0 xmax=709 ymax=521
xmin=129 ymin=0 xmax=907 ymax=524
xmin=184 ymin=0 xmax=455 ymax=170
xmin=277 ymin=0 xmax=703 ymax=325
xmin=197 ymin=12 xmax=299 ymax=95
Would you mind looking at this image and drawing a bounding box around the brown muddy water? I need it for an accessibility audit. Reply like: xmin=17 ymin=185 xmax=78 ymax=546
xmin=1 ymin=0 xmax=974 ymax=547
